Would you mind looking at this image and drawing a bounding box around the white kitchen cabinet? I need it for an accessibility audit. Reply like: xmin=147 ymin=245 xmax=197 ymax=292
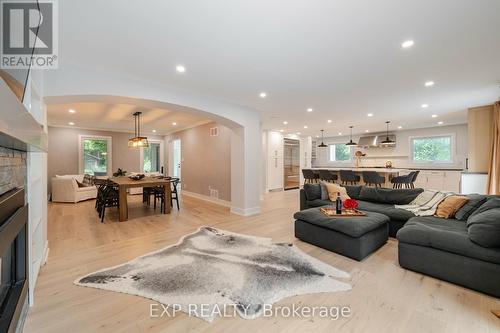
xmin=412 ymin=170 xmax=461 ymax=192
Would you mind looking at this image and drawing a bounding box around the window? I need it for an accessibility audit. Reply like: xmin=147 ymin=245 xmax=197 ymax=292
xmin=79 ymin=135 xmax=112 ymax=175
xmin=141 ymin=140 xmax=164 ymax=173
xmin=329 ymin=144 xmax=351 ymax=162
xmin=410 ymin=135 xmax=453 ymax=163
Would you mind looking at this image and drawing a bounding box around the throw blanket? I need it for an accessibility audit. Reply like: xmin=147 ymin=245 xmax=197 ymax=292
xmin=395 ymin=190 xmax=453 ymax=216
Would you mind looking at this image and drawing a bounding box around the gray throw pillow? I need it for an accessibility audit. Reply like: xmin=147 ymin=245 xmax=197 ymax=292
xmin=467 ymin=207 xmax=500 ymax=248
xmin=468 ymin=197 xmax=500 ymax=221
xmin=455 ymin=194 xmax=488 ymax=221
xmin=303 ymin=184 xmax=321 ymax=201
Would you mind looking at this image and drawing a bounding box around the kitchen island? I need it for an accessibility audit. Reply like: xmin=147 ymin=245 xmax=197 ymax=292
xmin=311 ymin=167 xmax=402 ymax=187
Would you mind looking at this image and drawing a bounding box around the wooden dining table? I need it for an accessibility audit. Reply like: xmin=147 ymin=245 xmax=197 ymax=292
xmin=110 ymin=176 xmax=172 ymax=221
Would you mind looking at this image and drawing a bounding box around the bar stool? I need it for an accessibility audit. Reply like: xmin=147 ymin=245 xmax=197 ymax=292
xmin=340 ymin=170 xmax=360 ymax=185
xmin=302 ymin=169 xmax=317 ymax=184
xmin=318 ymin=170 xmax=338 ymax=183
xmin=362 ymin=171 xmax=385 ymax=187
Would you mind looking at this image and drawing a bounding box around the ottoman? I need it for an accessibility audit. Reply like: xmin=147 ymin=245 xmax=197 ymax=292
xmin=294 ymin=208 xmax=389 ymax=261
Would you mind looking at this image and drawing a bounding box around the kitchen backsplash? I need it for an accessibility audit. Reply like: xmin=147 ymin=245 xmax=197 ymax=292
xmin=0 ymin=146 xmax=27 ymax=196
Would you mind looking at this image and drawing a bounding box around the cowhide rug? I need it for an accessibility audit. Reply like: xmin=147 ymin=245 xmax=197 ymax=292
xmin=75 ymin=226 xmax=351 ymax=321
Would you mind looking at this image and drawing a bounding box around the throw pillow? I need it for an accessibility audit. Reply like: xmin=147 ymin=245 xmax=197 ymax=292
xmin=455 ymin=194 xmax=488 ymax=221
xmin=467 ymin=197 xmax=500 ymax=221
xmin=82 ymin=174 xmax=93 ymax=186
xmin=467 ymin=207 xmax=500 ymax=248
xmin=303 ymin=184 xmax=321 ymax=201
xmin=435 ymin=195 xmax=469 ymax=219
xmin=325 ymin=183 xmax=350 ymax=202
xmin=76 ymin=180 xmax=87 ymax=188
xmin=319 ymin=181 xmax=330 ymax=200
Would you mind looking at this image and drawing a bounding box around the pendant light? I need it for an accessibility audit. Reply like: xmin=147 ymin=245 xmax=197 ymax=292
xmin=318 ymin=130 xmax=327 ymax=148
xmin=345 ymin=126 xmax=357 ymax=146
xmin=380 ymin=121 xmax=395 ymax=145
xmin=128 ymin=112 xmax=149 ymax=148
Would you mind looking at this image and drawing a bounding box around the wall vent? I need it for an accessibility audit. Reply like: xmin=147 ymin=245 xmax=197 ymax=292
xmin=209 ymin=127 xmax=219 ymax=137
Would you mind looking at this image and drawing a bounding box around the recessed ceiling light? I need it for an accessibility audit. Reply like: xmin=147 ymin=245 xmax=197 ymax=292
xmin=304 ymin=125 xmax=308 ymax=129
xmin=421 ymin=104 xmax=429 ymax=108
xmin=283 ymin=121 xmax=288 ymax=125
xmin=397 ymin=126 xmax=403 ymax=129
xmin=401 ymin=40 xmax=414 ymax=48
xmin=68 ymin=122 xmax=75 ymax=126
xmin=279 ymin=129 xmax=284 ymax=133
xmin=431 ymin=114 xmax=438 ymax=118
xmin=316 ymin=135 xmax=319 ymax=138
xmin=365 ymin=130 xmax=370 ymax=133
xmin=307 ymin=108 xmax=313 ymax=113
xmin=172 ymin=122 xmax=177 ymax=126
xmin=259 ymin=92 xmax=267 ymax=98
xmin=176 ymin=65 xmax=186 ymax=73
xmin=152 ymin=129 xmax=156 ymax=133
xmin=425 ymin=81 xmax=435 ymax=87
xmin=68 ymin=109 xmax=76 ymax=113
xmin=438 ymin=121 xmax=444 ymax=125
xmin=296 ymin=132 xmax=301 ymax=135
xmin=327 ymin=119 xmax=332 ymax=123
xmin=367 ymin=113 xmax=373 ymax=117
xmin=338 ymin=132 xmax=342 ymax=136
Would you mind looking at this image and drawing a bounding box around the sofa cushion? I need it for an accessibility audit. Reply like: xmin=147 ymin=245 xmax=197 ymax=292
xmin=397 ymin=216 xmax=500 ymax=265
xmin=455 ymin=194 xmax=488 ymax=221
xmin=468 ymin=197 xmax=500 ymax=219
xmin=319 ymin=182 xmax=329 ymax=200
xmin=306 ymin=199 xmax=333 ymax=207
xmin=294 ymin=208 xmax=389 ymax=238
xmin=303 ymin=184 xmax=321 ymax=201
xmin=434 ymin=195 xmax=469 ymax=219
xmin=345 ymin=185 xmax=362 ymax=199
xmin=467 ymin=208 xmax=500 ymax=248
xmin=359 ymin=187 xmax=423 ymax=205
xmin=356 ymin=200 xmax=416 ymax=221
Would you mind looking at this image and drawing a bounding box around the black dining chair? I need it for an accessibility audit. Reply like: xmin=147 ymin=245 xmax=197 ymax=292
xmin=318 ymin=170 xmax=338 ymax=183
xmin=302 ymin=169 xmax=317 ymax=184
xmin=340 ymin=170 xmax=360 ymax=185
xmin=362 ymin=171 xmax=385 ymax=187
xmin=96 ymin=181 xmax=119 ymax=222
xmin=170 ymin=178 xmax=180 ymax=210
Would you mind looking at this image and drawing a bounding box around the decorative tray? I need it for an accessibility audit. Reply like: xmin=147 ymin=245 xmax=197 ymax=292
xmin=320 ymin=207 xmax=366 ymax=217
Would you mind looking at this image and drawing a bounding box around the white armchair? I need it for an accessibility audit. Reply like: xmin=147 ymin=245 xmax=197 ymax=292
xmin=51 ymin=175 xmax=98 ymax=203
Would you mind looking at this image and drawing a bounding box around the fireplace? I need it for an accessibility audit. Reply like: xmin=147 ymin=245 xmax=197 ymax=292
xmin=0 ymin=148 xmax=28 ymax=333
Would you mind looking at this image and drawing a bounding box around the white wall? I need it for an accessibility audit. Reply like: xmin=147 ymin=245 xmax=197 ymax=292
xmin=313 ymin=124 xmax=467 ymax=169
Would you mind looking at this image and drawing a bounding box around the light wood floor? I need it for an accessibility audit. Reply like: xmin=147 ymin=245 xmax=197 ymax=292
xmin=24 ymin=190 xmax=500 ymax=333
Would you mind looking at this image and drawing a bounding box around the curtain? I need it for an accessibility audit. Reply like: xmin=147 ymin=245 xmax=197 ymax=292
xmin=487 ymin=101 xmax=500 ymax=194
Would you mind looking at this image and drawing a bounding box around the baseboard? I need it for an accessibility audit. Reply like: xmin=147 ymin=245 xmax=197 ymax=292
xmin=181 ymin=190 xmax=231 ymax=207
xmin=230 ymin=206 xmax=261 ymax=216
xmin=42 ymin=241 xmax=49 ymax=265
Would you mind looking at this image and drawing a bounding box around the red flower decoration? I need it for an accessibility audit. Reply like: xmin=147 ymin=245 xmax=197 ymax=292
xmin=343 ymin=199 xmax=359 ymax=210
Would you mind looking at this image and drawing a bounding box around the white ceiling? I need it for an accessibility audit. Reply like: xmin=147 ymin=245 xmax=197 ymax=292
xmin=47 ymin=102 xmax=211 ymax=135
xmin=55 ymin=0 xmax=500 ymax=136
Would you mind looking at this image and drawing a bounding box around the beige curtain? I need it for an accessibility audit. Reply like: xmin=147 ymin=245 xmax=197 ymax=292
xmin=487 ymin=101 xmax=500 ymax=194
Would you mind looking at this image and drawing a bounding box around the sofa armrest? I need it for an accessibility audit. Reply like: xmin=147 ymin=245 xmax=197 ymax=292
xmin=300 ymin=189 xmax=308 ymax=211
xmin=51 ymin=177 xmax=78 ymax=203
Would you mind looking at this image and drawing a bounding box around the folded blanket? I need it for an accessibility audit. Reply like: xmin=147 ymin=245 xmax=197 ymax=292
xmin=395 ymin=190 xmax=454 ymax=216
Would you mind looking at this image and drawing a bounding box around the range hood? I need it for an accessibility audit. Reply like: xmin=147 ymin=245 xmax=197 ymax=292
xmin=357 ymin=134 xmax=396 ymax=148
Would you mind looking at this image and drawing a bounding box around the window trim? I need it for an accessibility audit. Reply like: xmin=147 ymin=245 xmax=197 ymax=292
xmin=78 ymin=134 xmax=113 ymax=175
xmin=328 ymin=144 xmax=352 ymax=163
xmin=409 ymin=133 xmax=455 ymax=165
xmin=139 ymin=139 xmax=164 ymax=173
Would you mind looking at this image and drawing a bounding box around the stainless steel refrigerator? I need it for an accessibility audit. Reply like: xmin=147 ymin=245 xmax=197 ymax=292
xmin=283 ymin=138 xmax=300 ymax=190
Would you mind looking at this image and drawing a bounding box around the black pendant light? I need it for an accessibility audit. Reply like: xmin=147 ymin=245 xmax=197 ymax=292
xmin=318 ymin=130 xmax=327 ymax=147
xmin=128 ymin=112 xmax=149 ymax=148
xmin=345 ymin=125 xmax=357 ymax=146
xmin=381 ymin=121 xmax=395 ymax=145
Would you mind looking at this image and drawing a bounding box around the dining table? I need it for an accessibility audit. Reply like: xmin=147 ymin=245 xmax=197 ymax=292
xmin=110 ymin=176 xmax=172 ymax=221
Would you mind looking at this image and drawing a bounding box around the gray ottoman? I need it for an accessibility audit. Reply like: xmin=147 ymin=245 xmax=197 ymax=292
xmin=294 ymin=208 xmax=389 ymax=261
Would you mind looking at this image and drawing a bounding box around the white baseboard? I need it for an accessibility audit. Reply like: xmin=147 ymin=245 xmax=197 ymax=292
xmin=230 ymin=206 xmax=261 ymax=216
xmin=181 ymin=190 xmax=231 ymax=207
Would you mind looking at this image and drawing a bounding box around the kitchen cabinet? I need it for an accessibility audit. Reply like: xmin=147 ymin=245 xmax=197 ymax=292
xmin=411 ymin=170 xmax=461 ymax=192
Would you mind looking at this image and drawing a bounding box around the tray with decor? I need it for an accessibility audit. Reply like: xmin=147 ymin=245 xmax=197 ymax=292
xmin=320 ymin=206 xmax=366 ymax=217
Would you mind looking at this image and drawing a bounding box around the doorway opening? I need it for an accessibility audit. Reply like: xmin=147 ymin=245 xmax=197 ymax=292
xmin=170 ymin=139 xmax=182 ymax=180
xmin=283 ymin=138 xmax=300 ymax=190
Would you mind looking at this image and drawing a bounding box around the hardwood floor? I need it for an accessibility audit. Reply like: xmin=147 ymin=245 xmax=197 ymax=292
xmin=24 ymin=190 xmax=500 ymax=333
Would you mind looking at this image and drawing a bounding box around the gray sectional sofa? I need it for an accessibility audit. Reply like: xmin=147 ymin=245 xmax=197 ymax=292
xmin=298 ymin=184 xmax=500 ymax=298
